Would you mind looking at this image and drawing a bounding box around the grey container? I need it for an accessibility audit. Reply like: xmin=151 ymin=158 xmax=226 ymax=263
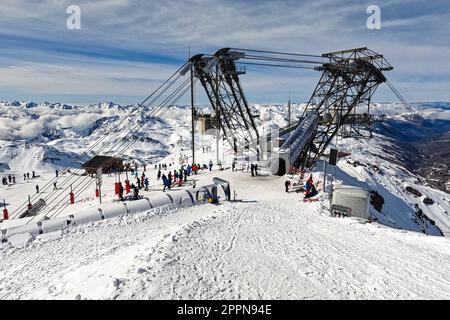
xmin=331 ymin=185 xmax=370 ymax=219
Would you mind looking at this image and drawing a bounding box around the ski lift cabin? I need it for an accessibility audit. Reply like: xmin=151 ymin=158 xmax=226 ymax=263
xmin=81 ymin=156 xmax=124 ymax=175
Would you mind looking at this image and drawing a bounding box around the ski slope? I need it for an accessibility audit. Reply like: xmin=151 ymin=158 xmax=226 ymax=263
xmin=0 ymin=170 xmax=449 ymax=300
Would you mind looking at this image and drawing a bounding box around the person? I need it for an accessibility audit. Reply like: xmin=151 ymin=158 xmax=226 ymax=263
xmin=36 ymin=185 xmax=39 ymax=194
xmin=144 ymin=177 xmax=149 ymax=191
xmin=133 ymin=186 xmax=139 ymax=200
xmin=55 ymin=170 xmax=59 ymax=177
xmin=157 ymin=169 xmax=161 ymax=181
xmin=174 ymin=170 xmax=179 ymax=181
xmin=136 ymin=177 xmax=141 ymax=189
xmin=250 ymin=164 xmax=255 ymax=177
xmin=32 ymin=171 xmax=35 ymax=178
xmin=162 ymin=174 xmax=169 ymax=192
xmin=186 ymin=164 xmax=191 ymax=177
xmin=305 ymin=175 xmax=313 ymax=193
xmin=254 ymin=163 xmax=258 ymax=176
xmin=53 ymin=182 xmax=57 ymax=190
xmin=12 ymin=176 xmax=15 ymax=184
xmin=119 ymin=182 xmax=124 ymax=201
xmin=168 ymin=171 xmax=172 ymax=187
xmin=218 ymin=159 xmax=222 ymax=170
xmin=285 ymin=180 xmax=291 ymax=193
xmin=8 ymin=175 xmax=11 ymax=183
xmin=27 ymin=172 xmax=30 ymax=179
xmin=141 ymin=174 xmax=145 ymax=187
xmin=209 ymin=159 xmax=213 ymax=171
xmin=143 ymin=164 xmax=146 ymax=172
xmin=304 ymin=183 xmax=318 ymax=199
xmin=232 ymin=160 xmax=236 ymax=172
xmin=24 ymin=173 xmax=27 ymax=181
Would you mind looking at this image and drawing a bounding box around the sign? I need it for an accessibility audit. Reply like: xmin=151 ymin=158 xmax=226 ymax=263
xmin=329 ymin=149 xmax=338 ymax=166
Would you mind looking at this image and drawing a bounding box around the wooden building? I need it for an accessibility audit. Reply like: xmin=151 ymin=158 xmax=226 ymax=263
xmin=81 ymin=156 xmax=124 ymax=175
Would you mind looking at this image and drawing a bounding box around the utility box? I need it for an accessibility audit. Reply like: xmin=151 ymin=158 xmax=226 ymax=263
xmin=331 ymin=185 xmax=370 ymax=219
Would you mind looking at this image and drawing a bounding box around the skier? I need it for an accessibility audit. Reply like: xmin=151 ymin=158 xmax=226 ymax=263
xmin=12 ymin=176 xmax=15 ymax=184
xmin=254 ymin=163 xmax=258 ymax=176
xmin=119 ymin=182 xmax=124 ymax=201
xmin=24 ymin=173 xmax=27 ymax=181
xmin=133 ymin=186 xmax=139 ymax=200
xmin=36 ymin=185 xmax=39 ymax=194
xmin=157 ymin=169 xmax=162 ymax=181
xmin=162 ymin=174 xmax=169 ymax=191
xmin=186 ymin=164 xmax=191 ymax=177
xmin=8 ymin=175 xmax=11 ymax=183
xmin=27 ymin=172 xmax=30 ymax=179
xmin=232 ymin=160 xmax=236 ymax=172
xmin=55 ymin=170 xmax=59 ymax=177
xmin=144 ymin=177 xmax=149 ymax=191
xmin=168 ymin=171 xmax=173 ymax=188
xmin=136 ymin=177 xmax=141 ymax=189
xmin=32 ymin=171 xmax=35 ymax=178
xmin=304 ymin=183 xmax=318 ymax=199
xmin=209 ymin=159 xmax=213 ymax=171
xmin=285 ymin=180 xmax=291 ymax=193
xmin=250 ymin=164 xmax=255 ymax=177
xmin=53 ymin=182 xmax=57 ymax=190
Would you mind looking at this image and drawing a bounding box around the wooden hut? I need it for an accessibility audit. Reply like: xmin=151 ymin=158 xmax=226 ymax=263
xmin=81 ymin=156 xmax=124 ymax=175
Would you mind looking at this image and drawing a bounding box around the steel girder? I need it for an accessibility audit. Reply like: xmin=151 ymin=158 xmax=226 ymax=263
xmin=190 ymin=49 xmax=260 ymax=158
xmin=301 ymin=47 xmax=393 ymax=168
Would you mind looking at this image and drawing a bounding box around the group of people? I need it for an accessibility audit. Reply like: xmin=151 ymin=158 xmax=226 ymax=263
xmin=284 ymin=174 xmax=319 ymax=200
xmin=1 ymin=175 xmax=15 ymax=185
xmin=23 ymin=171 xmax=37 ymax=180
xmin=159 ymin=162 xmax=201 ymax=192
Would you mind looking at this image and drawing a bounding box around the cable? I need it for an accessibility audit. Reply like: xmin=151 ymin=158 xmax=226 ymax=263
xmin=238 ymin=62 xmax=317 ymax=70
xmin=231 ymin=48 xmax=324 ymax=59
xmin=385 ymin=79 xmax=416 ymax=113
xmin=10 ymin=62 xmax=189 ymax=219
xmin=47 ymin=79 xmax=195 ymax=220
xmin=243 ymin=55 xmax=324 ymax=65
xmin=37 ymin=75 xmax=195 ymax=221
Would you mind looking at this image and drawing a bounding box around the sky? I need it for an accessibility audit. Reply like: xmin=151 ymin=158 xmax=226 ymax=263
xmin=0 ymin=0 xmax=450 ymax=105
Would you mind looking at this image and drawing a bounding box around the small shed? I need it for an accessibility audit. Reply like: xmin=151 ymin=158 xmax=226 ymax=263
xmin=81 ymin=156 xmax=124 ymax=175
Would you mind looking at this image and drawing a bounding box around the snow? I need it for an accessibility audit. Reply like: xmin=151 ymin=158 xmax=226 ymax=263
xmin=0 ymin=169 xmax=449 ymax=299
xmin=0 ymin=100 xmax=450 ymax=299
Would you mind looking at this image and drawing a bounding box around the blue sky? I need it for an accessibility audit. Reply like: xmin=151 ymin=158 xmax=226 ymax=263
xmin=0 ymin=0 xmax=449 ymax=105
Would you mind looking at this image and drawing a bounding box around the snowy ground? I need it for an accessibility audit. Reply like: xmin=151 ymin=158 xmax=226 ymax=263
xmin=1 ymin=168 xmax=450 ymax=300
